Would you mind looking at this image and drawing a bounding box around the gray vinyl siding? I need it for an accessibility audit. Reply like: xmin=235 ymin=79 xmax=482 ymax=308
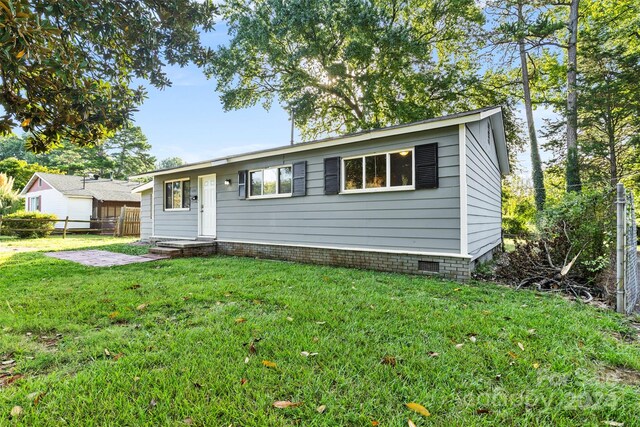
xmin=465 ymin=119 xmax=502 ymax=260
xmin=152 ymin=126 xmax=461 ymax=254
xmin=140 ymin=189 xmax=153 ymax=242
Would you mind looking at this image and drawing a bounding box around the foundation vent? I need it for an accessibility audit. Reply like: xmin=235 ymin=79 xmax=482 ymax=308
xmin=418 ymin=260 xmax=440 ymax=273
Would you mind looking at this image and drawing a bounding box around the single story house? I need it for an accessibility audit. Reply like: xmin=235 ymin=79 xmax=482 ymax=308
xmin=132 ymin=106 xmax=509 ymax=280
xmin=20 ymin=172 xmax=141 ymax=229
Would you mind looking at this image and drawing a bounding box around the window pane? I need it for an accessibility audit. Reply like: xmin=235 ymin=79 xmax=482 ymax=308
xmin=250 ymin=171 xmax=263 ymax=196
xmin=365 ymin=154 xmax=386 ymax=188
xmin=263 ymin=168 xmax=277 ymax=195
xmin=278 ymin=167 xmax=292 ymax=194
xmin=182 ymin=180 xmax=191 ymax=208
xmin=172 ymin=181 xmax=182 ymax=208
xmin=344 ymin=158 xmax=363 ymax=190
xmin=390 ymin=151 xmax=413 ymax=186
xmin=165 ymin=183 xmax=172 ymax=209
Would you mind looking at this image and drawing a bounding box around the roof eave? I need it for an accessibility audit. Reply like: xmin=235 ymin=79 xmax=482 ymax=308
xmin=131 ymin=106 xmax=506 ymax=179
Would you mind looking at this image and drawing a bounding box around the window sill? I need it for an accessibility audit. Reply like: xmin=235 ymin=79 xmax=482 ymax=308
xmin=248 ymin=193 xmax=293 ymax=200
xmin=340 ymin=186 xmax=414 ymax=194
xmin=165 ymin=208 xmax=191 ymax=212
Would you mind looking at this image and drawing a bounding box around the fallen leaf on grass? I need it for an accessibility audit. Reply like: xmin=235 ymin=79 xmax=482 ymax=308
xmin=1 ymin=374 xmax=24 ymax=387
xmin=507 ymin=351 xmax=518 ymax=359
xmin=244 ymin=357 xmax=250 ymax=364
xmin=517 ymin=342 xmax=525 ymax=351
xmin=262 ymin=360 xmax=277 ymax=368
xmin=406 ymin=402 xmax=431 ymax=417
xmin=240 ymin=378 xmax=248 ymax=385
xmin=108 ymin=311 xmax=119 ymax=319
xmin=183 ymin=418 xmax=193 ymax=425
xmin=533 ymin=362 xmax=540 ymax=369
xmin=10 ymin=406 xmax=22 ymax=418
xmin=286 ymin=317 xmax=294 ymax=322
xmin=454 ymin=288 xmax=461 ymax=291
xmin=455 ymin=343 xmax=464 ymax=349
xmin=249 ymin=341 xmax=257 ymax=354
xmin=381 ymin=356 xmax=397 ymax=366
xmin=113 ymin=353 xmax=124 ymax=361
xmin=315 ymin=321 xmax=326 ymax=325
xmin=371 ymin=421 xmax=379 ymax=426
xmin=301 ymin=351 xmax=318 ymax=357
xmin=235 ymin=318 xmax=247 ymax=323
xmin=527 ymin=329 xmax=536 ymax=335
xmin=602 ymin=421 xmax=624 ymax=426
xmin=476 ymin=408 xmax=491 ymax=414
xmin=273 ymin=401 xmax=302 ymax=408
xmin=408 ymin=420 xmax=417 ymax=427
xmin=316 ymin=405 xmax=326 ymax=413
xmin=1 ymin=359 xmax=15 ymax=365
xmin=148 ymin=399 xmax=158 ymax=409
xmin=469 ymin=336 xmax=477 ymax=343
xmin=136 ymin=304 xmax=148 ymax=311
xmin=428 ymin=351 xmax=440 ymax=358
xmin=104 ymin=348 xmax=111 ymax=357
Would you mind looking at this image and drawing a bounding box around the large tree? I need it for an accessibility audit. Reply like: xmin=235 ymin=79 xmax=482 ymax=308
xmin=0 ymin=0 xmax=214 ymax=152
xmin=207 ymin=0 xmax=486 ymax=139
xmin=485 ymin=0 xmax=562 ymax=210
xmin=103 ymin=126 xmax=156 ymax=179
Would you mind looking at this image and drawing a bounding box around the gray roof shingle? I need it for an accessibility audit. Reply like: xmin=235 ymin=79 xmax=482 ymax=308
xmin=33 ymin=173 xmax=141 ymax=203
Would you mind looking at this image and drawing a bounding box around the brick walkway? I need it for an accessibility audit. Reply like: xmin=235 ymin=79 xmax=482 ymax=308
xmin=44 ymin=250 xmax=168 ymax=267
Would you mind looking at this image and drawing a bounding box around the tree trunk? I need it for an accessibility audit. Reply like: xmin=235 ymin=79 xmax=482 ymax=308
xmin=518 ymin=3 xmax=546 ymax=211
xmin=566 ymin=0 xmax=581 ymax=192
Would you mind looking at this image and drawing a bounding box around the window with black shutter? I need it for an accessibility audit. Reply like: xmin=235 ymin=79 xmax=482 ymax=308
xmin=238 ymin=170 xmax=247 ymax=199
xmin=324 ymin=157 xmax=340 ymax=195
xmin=292 ymin=161 xmax=306 ymax=197
xmin=415 ymin=143 xmax=438 ymax=189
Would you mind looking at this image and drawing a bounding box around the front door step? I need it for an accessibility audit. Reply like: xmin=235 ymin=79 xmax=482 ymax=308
xmin=150 ymin=241 xmax=217 ymax=258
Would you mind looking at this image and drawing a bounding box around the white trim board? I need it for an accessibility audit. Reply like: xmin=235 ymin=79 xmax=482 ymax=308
xmin=458 ymin=124 xmax=468 ymax=256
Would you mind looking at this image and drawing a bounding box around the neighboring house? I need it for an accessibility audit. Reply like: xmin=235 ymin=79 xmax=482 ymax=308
xmin=132 ymin=106 xmax=509 ymax=280
xmin=20 ymin=173 xmax=140 ymax=229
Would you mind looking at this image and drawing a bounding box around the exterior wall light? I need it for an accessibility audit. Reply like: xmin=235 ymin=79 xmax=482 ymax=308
xmin=224 ymin=179 xmax=232 ymax=186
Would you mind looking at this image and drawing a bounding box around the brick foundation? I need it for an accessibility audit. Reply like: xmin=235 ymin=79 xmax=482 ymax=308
xmin=215 ymin=241 xmax=472 ymax=281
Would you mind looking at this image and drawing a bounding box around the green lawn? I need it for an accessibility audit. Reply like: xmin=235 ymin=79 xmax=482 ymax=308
xmin=1 ymin=236 xmax=639 ymax=426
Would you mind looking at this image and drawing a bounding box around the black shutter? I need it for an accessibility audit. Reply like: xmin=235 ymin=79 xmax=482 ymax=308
xmin=324 ymin=157 xmax=340 ymax=195
xmin=292 ymin=161 xmax=306 ymax=197
xmin=238 ymin=170 xmax=248 ymax=199
xmin=415 ymin=143 xmax=438 ymax=189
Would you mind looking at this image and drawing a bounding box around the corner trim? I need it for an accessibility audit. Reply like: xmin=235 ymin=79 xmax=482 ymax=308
xmin=459 ymin=124 xmax=468 ymax=256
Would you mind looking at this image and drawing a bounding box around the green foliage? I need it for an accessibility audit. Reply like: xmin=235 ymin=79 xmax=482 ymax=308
xmin=1 ymin=210 xmax=57 ymax=238
xmin=208 ymin=0 xmax=487 ymax=139
xmin=0 ymin=157 xmax=61 ymax=189
xmin=538 ymin=189 xmax=614 ymax=280
xmin=0 ymin=173 xmax=20 ymax=214
xmin=0 ymin=0 xmax=215 ymax=152
xmin=157 ymin=157 xmax=185 ymax=170
xmin=0 ymin=127 xmax=155 ymax=179
xmin=502 ymin=177 xmax=536 ymax=236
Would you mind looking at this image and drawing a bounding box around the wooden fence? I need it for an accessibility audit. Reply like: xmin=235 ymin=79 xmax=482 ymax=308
xmin=0 ymin=210 xmax=141 ymax=238
xmin=114 ymin=207 xmax=141 ymax=237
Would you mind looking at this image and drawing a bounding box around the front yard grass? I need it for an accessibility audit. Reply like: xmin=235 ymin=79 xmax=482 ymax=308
xmin=1 ymin=237 xmax=639 ymax=426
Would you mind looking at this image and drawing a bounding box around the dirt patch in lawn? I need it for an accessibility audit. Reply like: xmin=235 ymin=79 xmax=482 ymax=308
xmin=598 ymin=365 xmax=640 ymax=386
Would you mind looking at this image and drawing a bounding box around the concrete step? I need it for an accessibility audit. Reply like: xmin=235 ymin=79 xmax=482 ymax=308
xmin=148 ymin=247 xmax=183 ymax=258
xmin=157 ymin=240 xmax=216 ymax=249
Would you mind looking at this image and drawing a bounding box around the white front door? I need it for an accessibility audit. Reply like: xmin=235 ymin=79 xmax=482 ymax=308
xmin=199 ymin=174 xmax=216 ymax=237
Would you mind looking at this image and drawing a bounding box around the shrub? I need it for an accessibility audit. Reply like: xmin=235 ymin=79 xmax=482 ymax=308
xmin=1 ymin=211 xmax=57 ymax=238
xmin=538 ymin=189 xmax=614 ymax=280
xmin=496 ymin=189 xmax=615 ymax=299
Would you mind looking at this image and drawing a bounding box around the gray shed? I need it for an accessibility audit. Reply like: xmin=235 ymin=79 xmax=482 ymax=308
xmin=132 ymin=106 xmax=509 ymax=280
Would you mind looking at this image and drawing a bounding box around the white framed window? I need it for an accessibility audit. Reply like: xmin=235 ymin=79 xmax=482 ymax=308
xmin=249 ymin=165 xmax=293 ymax=198
xmin=342 ymin=149 xmax=414 ymax=193
xmin=164 ymin=178 xmax=191 ymax=210
xmin=28 ymin=196 xmax=41 ymax=212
